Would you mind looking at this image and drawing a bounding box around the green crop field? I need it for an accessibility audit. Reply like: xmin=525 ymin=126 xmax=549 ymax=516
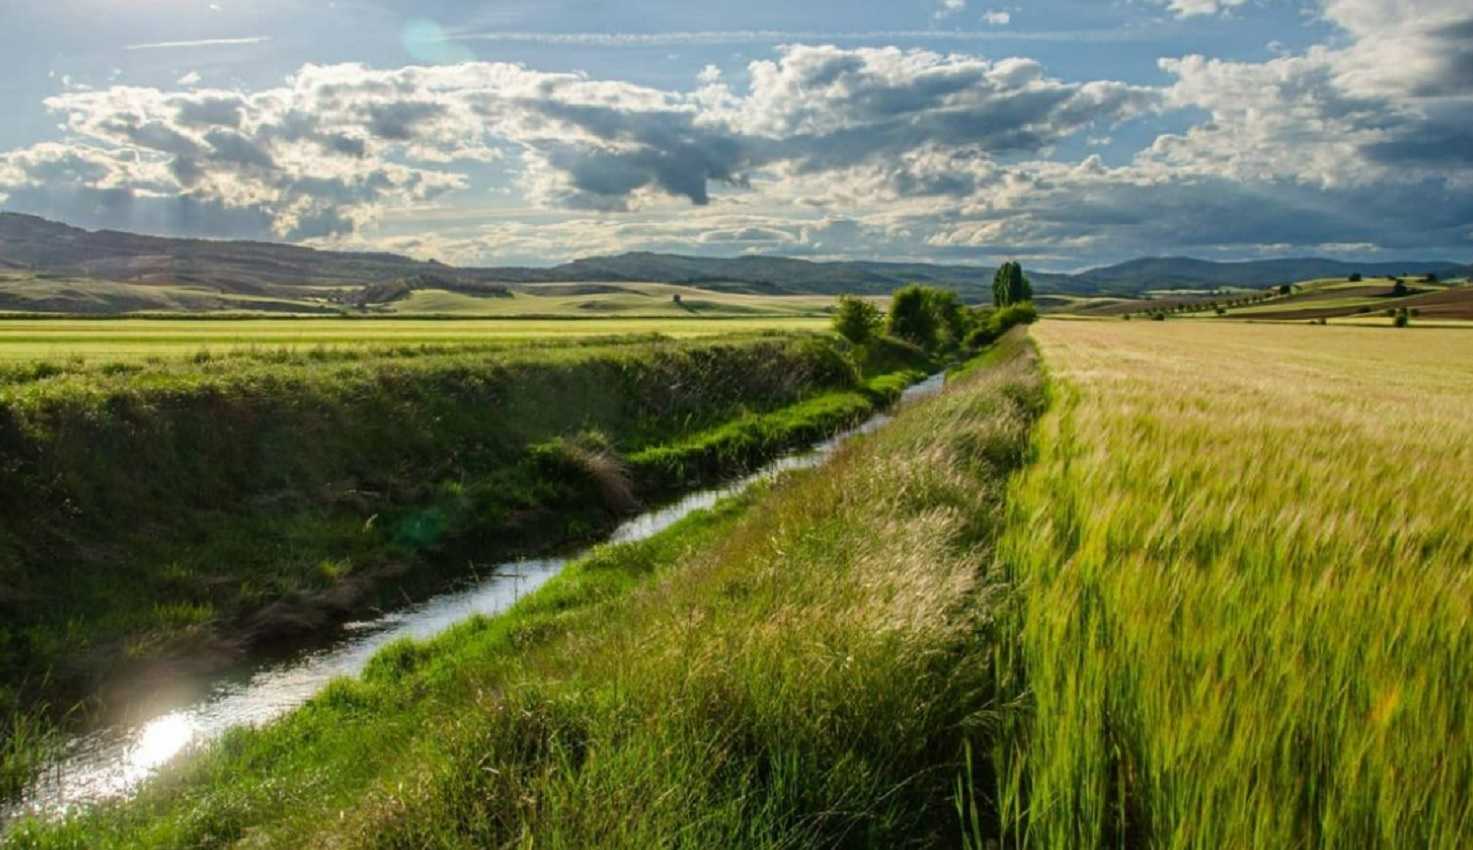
xmin=992 ymin=320 xmax=1473 ymax=848
xmin=387 ymin=282 xmax=849 ymax=317
xmin=0 ymin=316 xmax=831 ymax=362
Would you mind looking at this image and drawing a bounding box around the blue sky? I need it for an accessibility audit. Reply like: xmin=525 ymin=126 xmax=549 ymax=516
xmin=1 ymin=0 xmax=1468 ymax=270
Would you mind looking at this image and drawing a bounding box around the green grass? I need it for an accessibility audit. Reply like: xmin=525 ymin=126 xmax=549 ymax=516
xmin=0 ymin=317 xmax=831 ymax=363
xmin=1 ymin=332 xmax=919 ymax=729
xmin=3 ymin=332 xmax=1043 ymax=848
xmin=990 ymin=321 xmax=1473 ymax=848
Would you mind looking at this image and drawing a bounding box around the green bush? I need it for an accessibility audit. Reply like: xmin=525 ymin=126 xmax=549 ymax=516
xmin=886 ymin=285 xmax=940 ymax=350
xmin=886 ymin=285 xmax=973 ymax=353
xmin=965 ymin=301 xmax=1038 ymax=350
xmin=832 ymin=295 xmax=883 ymax=344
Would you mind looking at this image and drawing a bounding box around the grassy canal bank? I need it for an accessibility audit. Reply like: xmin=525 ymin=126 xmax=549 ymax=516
xmin=3 ymin=331 xmax=1043 ymax=847
xmin=0 ymin=332 xmax=935 ymax=794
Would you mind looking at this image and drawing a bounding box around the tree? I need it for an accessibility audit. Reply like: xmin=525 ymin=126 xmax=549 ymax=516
xmin=1278 ymin=284 xmax=1293 ymax=296
xmin=1349 ymin=273 xmax=1363 ymax=282
xmin=832 ymin=295 xmax=882 ymax=344
xmin=887 ymin=285 xmax=940 ymax=349
xmin=926 ymin=289 xmax=970 ymax=347
xmin=1424 ymin=272 xmax=1440 ymax=284
xmin=1392 ymin=279 xmax=1409 ymax=297
xmin=1394 ymin=307 xmax=1410 ymax=328
xmin=992 ymin=261 xmax=1033 ymax=307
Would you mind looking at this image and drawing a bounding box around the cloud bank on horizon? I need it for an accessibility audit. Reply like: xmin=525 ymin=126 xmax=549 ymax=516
xmin=0 ymin=0 xmax=1469 ymax=269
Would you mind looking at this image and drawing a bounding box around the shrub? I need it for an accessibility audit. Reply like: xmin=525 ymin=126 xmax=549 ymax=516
xmin=966 ymin=301 xmax=1038 ymax=350
xmin=927 ymin=289 xmax=971 ymax=348
xmin=1394 ymin=308 xmax=1410 ymax=328
xmin=1278 ymin=284 xmax=1293 ymax=296
xmin=886 ymin=285 xmax=940 ymax=350
xmin=886 ymin=285 xmax=974 ymax=352
xmin=1393 ymin=279 xmax=1409 ymax=297
xmin=1349 ymin=273 xmax=1363 ymax=282
xmin=1151 ymin=311 xmax=1166 ymax=322
xmin=832 ymin=295 xmax=883 ymax=344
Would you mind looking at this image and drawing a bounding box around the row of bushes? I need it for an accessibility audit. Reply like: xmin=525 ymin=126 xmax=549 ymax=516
xmin=834 ymin=286 xmax=1038 ymax=355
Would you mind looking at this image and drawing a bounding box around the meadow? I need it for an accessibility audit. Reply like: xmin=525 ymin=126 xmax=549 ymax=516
xmin=992 ymin=320 xmax=1473 ymax=848
xmin=2 ymin=332 xmax=1043 ymax=848
xmin=0 ymin=316 xmax=830 ymax=363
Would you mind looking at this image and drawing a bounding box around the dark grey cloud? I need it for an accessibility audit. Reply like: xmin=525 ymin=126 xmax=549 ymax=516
xmin=204 ymin=129 xmax=276 ymax=169
xmin=176 ymin=96 xmax=246 ymax=128
xmin=365 ymin=101 xmax=447 ymax=141
xmin=1363 ymin=121 xmax=1473 ymax=168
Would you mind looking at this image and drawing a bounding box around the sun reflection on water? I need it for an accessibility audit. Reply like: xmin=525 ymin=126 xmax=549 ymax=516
xmin=128 ymin=713 xmax=197 ymax=775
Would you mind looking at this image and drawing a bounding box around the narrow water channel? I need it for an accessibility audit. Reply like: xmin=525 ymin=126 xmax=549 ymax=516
xmin=7 ymin=372 xmax=946 ymax=821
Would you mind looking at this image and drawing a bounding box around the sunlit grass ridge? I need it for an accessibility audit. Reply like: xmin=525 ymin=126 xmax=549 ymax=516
xmin=993 ymin=321 xmax=1473 ymax=847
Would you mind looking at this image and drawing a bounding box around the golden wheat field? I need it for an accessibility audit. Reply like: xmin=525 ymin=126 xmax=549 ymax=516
xmin=993 ymin=320 xmax=1473 ymax=848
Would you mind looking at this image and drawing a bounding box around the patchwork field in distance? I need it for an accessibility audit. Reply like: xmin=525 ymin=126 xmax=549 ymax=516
xmin=0 ymin=271 xmax=865 ymax=319
xmin=1046 ymin=275 xmax=1473 ymax=324
xmin=993 ymin=320 xmax=1473 ymax=848
xmin=0 ymin=316 xmax=831 ymax=362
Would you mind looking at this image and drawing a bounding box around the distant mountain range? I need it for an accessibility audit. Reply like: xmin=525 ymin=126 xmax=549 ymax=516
xmin=0 ymin=213 xmax=1467 ymax=312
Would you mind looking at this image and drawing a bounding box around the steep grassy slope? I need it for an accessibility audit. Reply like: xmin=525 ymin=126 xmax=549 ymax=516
xmin=0 ymin=334 xmax=925 ymax=733
xmin=3 ymin=332 xmax=1043 ymax=848
xmin=992 ymin=321 xmax=1473 ymax=848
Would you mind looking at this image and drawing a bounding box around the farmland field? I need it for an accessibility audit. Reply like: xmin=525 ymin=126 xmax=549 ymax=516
xmin=993 ymin=320 xmax=1473 ymax=848
xmin=0 ymin=272 xmax=857 ymax=319
xmin=0 ymin=316 xmax=830 ymax=362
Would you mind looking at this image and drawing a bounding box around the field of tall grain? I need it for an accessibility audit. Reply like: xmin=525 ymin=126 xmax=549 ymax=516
xmin=993 ymin=321 xmax=1473 ymax=847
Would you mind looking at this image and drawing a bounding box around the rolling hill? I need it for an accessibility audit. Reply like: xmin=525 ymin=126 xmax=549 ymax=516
xmin=0 ymin=213 xmax=1467 ymax=314
xmin=1072 ymin=256 xmax=1469 ymax=291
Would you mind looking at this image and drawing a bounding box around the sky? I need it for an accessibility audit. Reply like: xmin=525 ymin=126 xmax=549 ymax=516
xmin=0 ymin=0 xmax=1469 ymax=271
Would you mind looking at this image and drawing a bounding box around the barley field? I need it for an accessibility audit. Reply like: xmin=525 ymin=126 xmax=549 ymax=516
xmin=994 ymin=321 xmax=1473 ymax=848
